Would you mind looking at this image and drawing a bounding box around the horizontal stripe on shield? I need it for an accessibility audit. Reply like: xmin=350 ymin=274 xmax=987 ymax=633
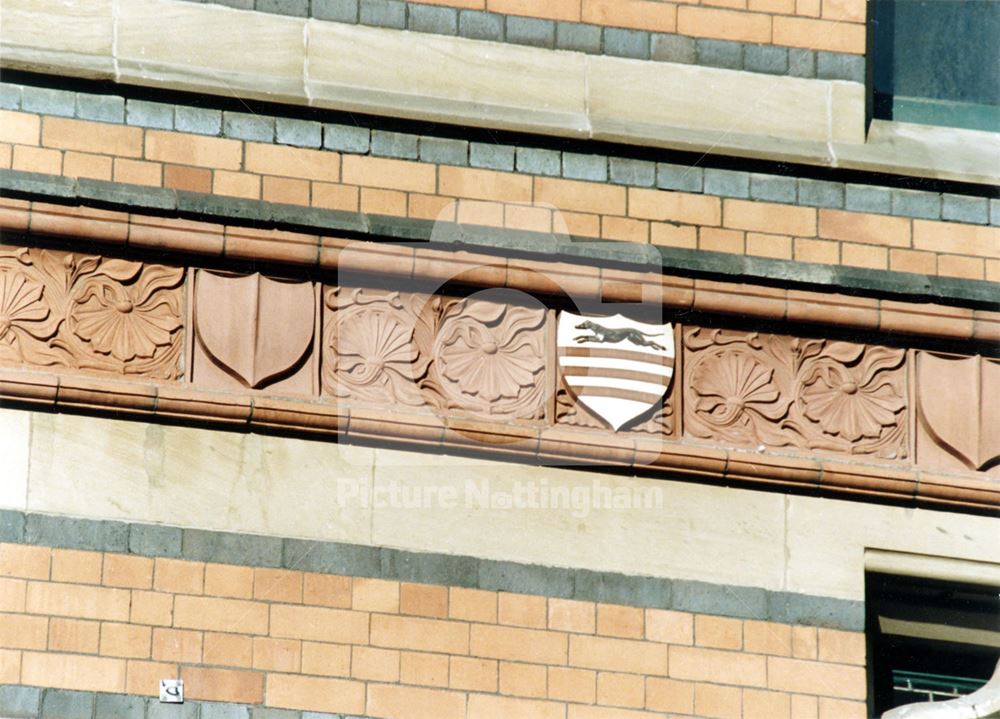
xmin=562 ymin=365 xmax=672 ymax=386
xmin=575 ymin=386 xmax=666 ymax=405
xmin=559 ymin=346 xmax=675 ymax=368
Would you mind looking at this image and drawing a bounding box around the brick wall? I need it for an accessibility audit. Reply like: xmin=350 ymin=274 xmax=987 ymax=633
xmin=2 ymin=109 xmax=997 ymax=282
xmin=0 ymin=542 xmax=867 ymax=718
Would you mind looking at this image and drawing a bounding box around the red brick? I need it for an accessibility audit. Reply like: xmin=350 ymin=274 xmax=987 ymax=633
xmin=724 ymin=199 xmax=816 ymax=236
xmin=99 ymin=622 xmax=151 ymax=659
xmin=254 ymin=568 xmax=303 ymax=603
xmin=130 ymin=590 xmax=173 ymax=627
xmin=173 ymin=596 xmax=268 ymax=635
xmin=400 ymin=583 xmax=449 ymax=618
xmin=597 ymin=671 xmax=645 ymax=708
xmin=271 ymin=604 xmax=368 ymax=644
xmin=468 ymin=693 xmax=564 ymax=719
xmin=440 ymin=165 xmax=532 ymax=204
xmin=535 ymin=176 xmax=627 ymax=216
xmin=301 ymin=641 xmax=351 ymax=677
xmin=490 ymin=0 xmax=581 ymax=22
xmin=245 ymin=142 xmax=340 ymax=182
xmin=303 ymin=573 xmax=352 ymax=609
xmin=204 ymin=564 xmax=254 ymax=599
xmin=645 ymin=609 xmax=693 ymax=645
xmin=163 ymin=164 xmax=212 ymax=193
xmin=11 ymin=145 xmax=61 ymax=174
xmin=401 ymin=651 xmax=449 ymax=687
xmin=367 ymin=684 xmax=466 ymax=719
xmin=647 ymin=677 xmax=695 ymax=714
xmin=22 ymin=651 xmax=126 ymax=693
xmin=549 ymin=666 xmax=596 ymax=703
xmin=48 ymin=618 xmax=99 ymax=654
xmin=352 ymin=577 xmax=400 ymax=613
xmin=570 ymin=635 xmax=666 ymax=675
xmin=145 ymin=130 xmax=241 ymax=170
xmin=0 ymin=111 xmax=40 ymax=145
xmin=102 ymin=555 xmax=153 ymax=590
xmin=695 ymin=615 xmax=742 ymax=650
xmin=678 ymin=6 xmax=772 ymax=42
xmin=204 ymin=632 xmax=253 ymax=668
xmin=582 ymin=0 xmax=675 ymax=31
xmin=695 ymin=682 xmax=741 ymax=719
xmin=669 ymin=645 xmax=765 ymax=686
xmin=0 ymin=613 xmax=47 ymax=650
xmin=43 ymin=117 xmax=142 ymax=158
xmin=772 ymin=15 xmax=866 ymax=53
xmin=0 ymin=545 xmax=50 ymax=580
xmin=63 ymin=151 xmax=113 ymax=181
xmin=27 ymin=582 xmax=130 ymax=622
xmin=449 ymin=587 xmax=496 ymax=623
xmin=352 ymin=645 xmax=399 ymax=682
xmin=152 ymin=627 xmax=202 ymax=664
xmin=342 ymin=155 xmax=436 ymax=193
xmin=253 ymin=636 xmax=301 ymax=672
xmin=372 ymin=614 xmax=468 ymax=655
xmin=499 ymin=660 xmax=547 ymax=698
xmin=450 ymin=656 xmax=497 ymax=692
xmin=499 ymin=593 xmax=547 ymax=629
xmin=181 ymin=665 xmax=264 ymax=704
xmin=472 ymin=624 xmax=566 ymax=665
xmin=153 ymin=559 xmax=204 ymax=595
xmin=549 ymin=598 xmax=595 ymax=634
xmin=767 ymin=656 xmax=866 ymax=699
xmin=597 ymin=604 xmax=644 ymax=639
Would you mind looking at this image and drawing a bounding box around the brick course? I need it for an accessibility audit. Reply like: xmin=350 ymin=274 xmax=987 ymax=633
xmin=1 ymin=108 xmax=995 ymax=283
xmin=1 ymin=541 xmax=869 ymax=717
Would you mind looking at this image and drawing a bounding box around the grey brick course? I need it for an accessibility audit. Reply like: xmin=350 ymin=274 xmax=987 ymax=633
xmin=21 ymin=85 xmax=76 ymax=117
xmin=942 ymin=194 xmax=989 ymax=225
xmin=371 ymin=130 xmax=419 ymax=159
xmin=323 ymin=122 xmax=370 ymax=153
xmin=991 ymin=198 xmax=1000 ymax=227
xmin=459 ymin=10 xmax=504 ymax=41
xmin=744 ymin=44 xmax=788 ymax=75
xmin=704 ymin=168 xmax=750 ymax=198
xmin=276 ymin=117 xmax=322 ymax=148
xmin=147 ymin=699 xmax=200 ymax=719
xmin=201 ymin=702 xmax=251 ymax=719
xmin=251 ymin=708 xmax=300 ymax=719
xmin=41 ymin=689 xmax=94 ymax=719
xmin=892 ymin=188 xmax=941 ymax=219
xmin=516 ymin=146 xmax=561 ymax=176
xmin=657 ymin=162 xmax=703 ymax=192
xmin=223 ymin=111 xmax=275 ymax=142
xmin=26 ymin=515 xmax=128 ymax=552
xmin=409 ymin=3 xmax=458 ymax=35
xmin=126 ymin=99 xmax=174 ymax=129
xmin=95 ymin=693 xmax=145 ymax=719
xmin=0 ymin=510 xmax=25 ymax=542
xmin=0 ymin=83 xmax=22 ymax=110
xmin=479 ymin=559 xmax=575 ymax=598
xmin=605 ymin=28 xmax=650 ymax=60
xmin=697 ymin=38 xmax=743 ymax=70
xmin=788 ymin=48 xmax=816 ymax=78
xmin=506 ymin=16 xmax=555 ymax=49
xmin=284 ymin=538 xmax=381 ymax=576
xmin=750 ymin=173 xmax=796 ymax=203
xmin=419 ymin=136 xmax=468 ymax=165
xmin=256 ymin=0 xmax=309 ymax=15
xmin=610 ymin=157 xmax=656 ymax=187
xmin=313 ymin=0 xmax=359 ymax=22
xmin=215 ymin=0 xmax=255 ymax=8
xmin=470 ymin=142 xmax=515 ymax=171
xmin=562 ymin=152 xmax=607 ymax=182
xmin=556 ymin=21 xmax=602 ymax=53
xmin=175 ymin=106 xmax=222 ymax=135
xmin=798 ymin=178 xmax=844 ymax=208
xmin=846 ymin=183 xmax=892 ymax=214
xmin=183 ymin=528 xmax=283 ymax=567
xmin=0 ymin=685 xmax=40 ymax=717
xmin=651 ymin=33 xmax=696 ymax=64
xmin=129 ymin=523 xmax=183 ymax=557
xmin=359 ymin=0 xmax=406 ymax=28
xmin=76 ymin=93 xmax=125 ymax=123
xmin=817 ymin=51 xmax=865 ymax=82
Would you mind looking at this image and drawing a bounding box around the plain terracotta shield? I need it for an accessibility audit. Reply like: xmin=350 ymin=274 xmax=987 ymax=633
xmin=195 ymin=271 xmax=314 ymax=389
xmin=917 ymin=353 xmax=1000 ymax=471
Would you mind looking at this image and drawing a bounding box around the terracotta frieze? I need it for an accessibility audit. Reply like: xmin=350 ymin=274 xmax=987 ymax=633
xmin=0 ymin=246 xmax=184 ymax=379
xmin=0 ymin=232 xmax=998 ymax=511
xmin=683 ymin=328 xmax=907 ymax=460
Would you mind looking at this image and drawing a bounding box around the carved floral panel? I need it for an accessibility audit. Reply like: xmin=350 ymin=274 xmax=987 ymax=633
xmin=683 ymin=328 xmax=907 ymax=459
xmin=322 ymin=287 xmax=548 ymax=419
xmin=0 ymin=247 xmax=184 ymax=378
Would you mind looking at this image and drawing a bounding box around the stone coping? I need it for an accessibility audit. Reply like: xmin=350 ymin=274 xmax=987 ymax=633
xmin=0 ymin=685 xmax=353 ymax=719
xmin=3 ymin=77 xmax=997 ymax=226
xmin=0 ymin=509 xmax=865 ymax=628
xmin=4 ymin=0 xmax=995 ymax=185
xmin=2 ymin=172 xmax=999 ymax=320
xmin=0 ymin=369 xmax=996 ymax=515
xmin=173 ymin=0 xmax=866 ymax=82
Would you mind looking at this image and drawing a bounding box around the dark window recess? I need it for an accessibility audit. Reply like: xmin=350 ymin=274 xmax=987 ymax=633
xmin=866 ymin=572 xmax=1000 ymax=717
xmin=870 ymin=0 xmax=1000 ymax=132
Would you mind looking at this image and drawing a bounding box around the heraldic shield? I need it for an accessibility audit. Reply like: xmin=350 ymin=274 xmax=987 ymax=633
xmin=917 ymin=353 xmax=1000 ymax=472
xmin=557 ymin=312 xmax=675 ymax=431
xmin=194 ymin=271 xmax=314 ymax=389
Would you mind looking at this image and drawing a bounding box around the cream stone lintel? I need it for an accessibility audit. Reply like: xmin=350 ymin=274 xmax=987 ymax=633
xmin=865 ymin=549 xmax=1000 ymax=588
xmin=3 ymin=0 xmax=998 ymax=186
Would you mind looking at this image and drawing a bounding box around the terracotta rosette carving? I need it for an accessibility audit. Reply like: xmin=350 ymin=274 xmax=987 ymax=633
xmin=683 ymin=328 xmax=906 ymax=459
xmin=0 ymin=248 xmax=184 ymax=378
xmin=322 ymin=287 xmax=438 ymax=407
xmin=426 ymin=296 xmax=547 ymax=419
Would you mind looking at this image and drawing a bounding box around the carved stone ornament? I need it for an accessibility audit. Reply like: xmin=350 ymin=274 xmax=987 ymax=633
xmin=683 ymin=328 xmax=907 ymax=458
xmin=193 ymin=270 xmax=316 ymax=393
xmin=0 ymin=247 xmax=184 ymax=378
xmin=916 ymin=352 xmax=1000 ymax=473
xmin=425 ymin=293 xmax=547 ymax=419
xmin=556 ymin=311 xmax=675 ymax=431
xmin=322 ymin=287 xmax=437 ymax=407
